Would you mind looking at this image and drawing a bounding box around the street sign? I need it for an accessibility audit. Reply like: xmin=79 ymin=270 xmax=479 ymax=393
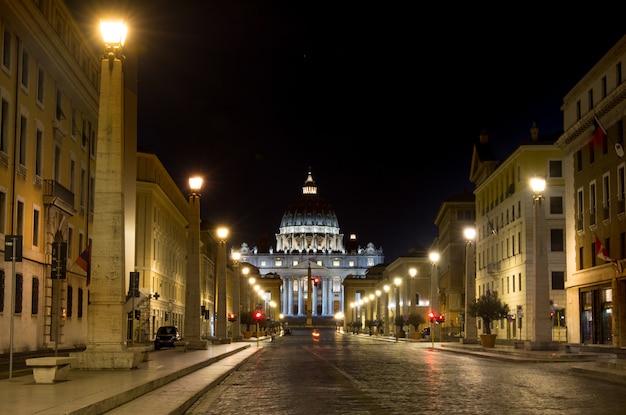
xmin=51 ymin=241 xmax=67 ymax=279
xmin=4 ymin=235 xmax=22 ymax=262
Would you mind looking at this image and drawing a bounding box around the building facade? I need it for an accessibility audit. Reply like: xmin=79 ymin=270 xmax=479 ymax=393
xmin=0 ymin=0 xmax=101 ymax=353
xmin=470 ymin=127 xmax=566 ymax=342
xmin=556 ymin=34 xmax=626 ymax=348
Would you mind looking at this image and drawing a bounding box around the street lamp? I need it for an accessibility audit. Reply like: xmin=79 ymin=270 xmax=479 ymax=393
xmin=183 ymin=176 xmax=209 ymax=349
xmin=231 ymin=250 xmax=242 ymax=341
xmin=383 ymin=285 xmax=390 ymax=336
xmin=350 ymin=302 xmax=355 ymax=333
xmin=429 ymin=252 xmax=440 ymax=340
xmin=462 ymin=227 xmax=478 ymax=344
xmin=216 ymin=227 xmax=229 ymax=339
xmin=528 ymin=176 xmax=557 ymax=350
xmin=70 ymin=20 xmax=140 ymax=370
xmin=408 ymin=267 xmax=417 ymax=313
xmin=394 ymin=277 xmax=402 ymax=342
xmin=242 ymin=267 xmax=251 ymax=312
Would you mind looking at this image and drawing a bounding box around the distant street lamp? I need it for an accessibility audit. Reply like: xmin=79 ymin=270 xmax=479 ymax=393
xmin=383 ymin=285 xmax=390 ymax=336
xmin=184 ymin=176 xmax=209 ymax=349
xmin=429 ymin=252 xmax=440 ymax=340
xmin=231 ymin=250 xmax=242 ymax=341
xmin=462 ymin=227 xmax=478 ymax=344
xmin=528 ymin=177 xmax=558 ymax=350
xmin=394 ymin=277 xmax=402 ymax=342
xmin=408 ymin=267 xmax=417 ymax=313
xmin=216 ymin=227 xmax=229 ymax=339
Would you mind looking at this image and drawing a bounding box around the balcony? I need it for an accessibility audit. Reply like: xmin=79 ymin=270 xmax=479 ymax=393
xmin=43 ymin=180 xmax=76 ymax=216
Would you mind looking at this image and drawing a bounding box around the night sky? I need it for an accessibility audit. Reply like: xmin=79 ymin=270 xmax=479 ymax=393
xmin=67 ymin=1 xmax=626 ymax=261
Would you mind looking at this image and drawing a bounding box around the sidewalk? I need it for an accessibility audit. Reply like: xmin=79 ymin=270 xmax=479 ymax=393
xmin=0 ymin=341 xmax=259 ymax=415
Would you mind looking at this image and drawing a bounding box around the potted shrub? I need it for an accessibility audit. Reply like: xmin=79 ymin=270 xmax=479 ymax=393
xmin=240 ymin=311 xmax=253 ymax=339
xmin=468 ymin=291 xmax=510 ymax=347
xmin=407 ymin=312 xmax=426 ymax=339
xmin=394 ymin=315 xmax=406 ymax=338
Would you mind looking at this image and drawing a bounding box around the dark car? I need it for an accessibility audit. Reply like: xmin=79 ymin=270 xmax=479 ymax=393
xmin=154 ymin=326 xmax=181 ymax=350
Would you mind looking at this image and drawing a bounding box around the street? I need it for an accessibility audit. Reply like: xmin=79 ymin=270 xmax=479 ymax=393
xmin=185 ymin=328 xmax=626 ymax=415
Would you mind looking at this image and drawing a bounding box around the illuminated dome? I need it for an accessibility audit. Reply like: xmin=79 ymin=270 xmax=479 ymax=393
xmin=276 ymin=170 xmax=344 ymax=253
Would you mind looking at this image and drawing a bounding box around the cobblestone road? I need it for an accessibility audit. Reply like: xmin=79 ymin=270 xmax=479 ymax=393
xmin=185 ymin=328 xmax=626 ymax=415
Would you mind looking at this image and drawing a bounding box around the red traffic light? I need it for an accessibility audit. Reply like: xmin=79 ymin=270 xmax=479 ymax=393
xmin=253 ymin=310 xmax=264 ymax=322
xmin=227 ymin=312 xmax=237 ymax=322
xmin=428 ymin=311 xmax=436 ymax=322
xmin=313 ymin=277 xmax=320 ymax=287
xmin=437 ymin=314 xmax=445 ymax=324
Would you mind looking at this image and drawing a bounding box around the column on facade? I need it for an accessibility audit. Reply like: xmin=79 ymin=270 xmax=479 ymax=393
xmin=287 ymin=277 xmax=293 ymax=316
xmin=298 ymin=278 xmax=304 ymax=315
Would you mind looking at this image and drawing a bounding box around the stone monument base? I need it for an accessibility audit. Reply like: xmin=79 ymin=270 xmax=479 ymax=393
xmin=524 ymin=340 xmax=560 ymax=351
xmin=70 ymin=347 xmax=143 ymax=370
xmin=186 ymin=339 xmax=210 ymax=350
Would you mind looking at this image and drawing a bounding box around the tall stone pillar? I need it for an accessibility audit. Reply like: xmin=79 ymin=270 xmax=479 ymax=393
xmin=71 ymin=32 xmax=142 ymax=369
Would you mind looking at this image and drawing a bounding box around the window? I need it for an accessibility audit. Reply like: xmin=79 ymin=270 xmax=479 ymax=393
xmin=367 ymin=257 xmax=375 ymax=266
xmin=2 ymin=28 xmax=11 ymax=70
xmin=15 ymin=274 xmax=22 ymax=313
xmin=0 ymin=270 xmax=4 ymax=312
xmin=70 ymin=157 xmax=76 ymax=193
xmin=55 ymin=87 xmax=64 ymax=121
xmin=0 ymin=190 xmax=6 ymax=234
xmin=589 ymin=182 xmax=597 ymax=226
xmin=18 ymin=115 xmax=26 ymax=166
xmin=518 ymin=273 xmax=522 ymax=292
xmin=20 ymin=48 xmax=29 ymax=89
xmin=333 ymin=259 xmax=340 ymax=267
xmin=550 ymin=229 xmax=564 ymax=252
xmin=548 ymin=160 xmax=562 ymax=178
xmin=603 ymin=173 xmax=610 ymax=219
xmin=31 ymin=277 xmax=39 ymax=314
xmin=35 ymin=128 xmax=43 ymax=178
xmin=71 ymin=108 xmax=77 ymax=136
xmin=16 ymin=200 xmax=24 ymax=235
xmin=577 ymin=188 xmax=584 ymax=230
xmin=67 ymin=286 xmax=73 ymax=317
xmin=0 ymin=98 xmax=7 ymax=155
xmin=78 ymin=288 xmax=83 ymax=318
xmin=576 ymin=150 xmax=582 ymax=172
xmin=54 ymin=144 xmax=61 ymax=182
xmin=579 ymin=246 xmax=584 ymax=270
xmin=549 ymin=196 xmax=563 ymax=214
xmin=36 ymin=66 xmax=44 ymax=104
xmin=552 ymin=271 xmax=565 ymax=290
xmin=589 ymin=141 xmax=595 ymax=164
xmin=602 ymin=76 xmax=607 ymax=99
xmin=588 ymin=88 xmax=594 ymax=111
xmin=32 ymin=208 xmax=40 ymax=247
xmin=348 ymin=260 xmax=355 ymax=267
xmin=275 ymin=259 xmax=282 ymax=267
xmin=292 ymin=260 xmax=298 ymax=266
xmin=591 ymin=242 xmax=597 ymax=267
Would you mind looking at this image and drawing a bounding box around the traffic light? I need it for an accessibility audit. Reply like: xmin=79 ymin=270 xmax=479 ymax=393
xmin=227 ymin=312 xmax=237 ymax=322
xmin=437 ymin=314 xmax=445 ymax=324
xmin=428 ymin=311 xmax=436 ymax=323
xmin=134 ymin=309 xmax=140 ymax=320
xmin=313 ymin=277 xmax=320 ymax=287
xmin=253 ymin=310 xmax=264 ymax=322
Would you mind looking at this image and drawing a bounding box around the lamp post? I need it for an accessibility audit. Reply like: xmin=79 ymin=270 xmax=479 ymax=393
xmin=247 ymin=274 xmax=255 ymax=312
xmin=394 ymin=277 xmax=401 ymax=342
xmin=375 ymin=290 xmax=382 ymax=334
xmin=429 ymin=252 xmax=440 ymax=341
xmin=527 ymin=177 xmax=558 ymax=350
xmin=383 ymin=285 xmax=390 ymax=336
xmin=242 ymin=266 xmax=250 ymax=313
xmin=231 ymin=250 xmax=242 ymax=341
xmin=71 ymin=20 xmax=142 ymax=369
xmin=408 ymin=267 xmax=417 ymax=313
xmin=462 ymin=227 xmax=478 ymax=344
xmin=215 ymin=227 xmax=229 ymax=339
xmin=184 ymin=177 xmax=209 ymax=349
xmin=350 ymin=302 xmax=355 ymax=333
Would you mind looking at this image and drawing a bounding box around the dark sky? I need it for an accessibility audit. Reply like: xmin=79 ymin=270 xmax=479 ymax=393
xmin=68 ymin=2 xmax=626 ymax=261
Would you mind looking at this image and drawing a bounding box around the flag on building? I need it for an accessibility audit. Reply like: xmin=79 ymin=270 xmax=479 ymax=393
xmin=486 ymin=214 xmax=497 ymax=235
xmin=76 ymin=244 xmax=91 ymax=286
xmin=595 ymin=235 xmax=622 ymax=273
xmin=593 ymin=116 xmax=607 ymax=145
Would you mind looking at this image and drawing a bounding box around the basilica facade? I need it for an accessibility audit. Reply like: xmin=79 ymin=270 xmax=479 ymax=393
xmin=237 ymin=170 xmax=385 ymax=319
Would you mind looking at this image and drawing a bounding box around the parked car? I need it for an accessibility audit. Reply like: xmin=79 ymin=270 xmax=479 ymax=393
xmin=154 ymin=326 xmax=181 ymax=350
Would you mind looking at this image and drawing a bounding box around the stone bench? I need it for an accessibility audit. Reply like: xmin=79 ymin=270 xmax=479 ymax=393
xmin=25 ymin=356 xmax=76 ymax=383
xmin=174 ymin=341 xmax=190 ymax=352
xmin=564 ymin=344 xmax=581 ymax=354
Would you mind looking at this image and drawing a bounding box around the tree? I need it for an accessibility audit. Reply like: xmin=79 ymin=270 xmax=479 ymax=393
xmin=468 ymin=291 xmax=510 ymax=334
xmin=407 ymin=312 xmax=426 ymax=332
xmin=240 ymin=311 xmax=253 ymax=332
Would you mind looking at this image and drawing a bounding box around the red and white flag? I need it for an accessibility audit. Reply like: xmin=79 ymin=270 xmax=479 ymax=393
xmin=593 ymin=116 xmax=607 ymax=144
xmin=595 ymin=235 xmax=622 ymax=273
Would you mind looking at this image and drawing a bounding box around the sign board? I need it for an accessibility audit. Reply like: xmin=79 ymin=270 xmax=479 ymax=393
xmin=4 ymin=235 xmax=23 ymax=262
xmin=51 ymin=241 xmax=67 ymax=279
